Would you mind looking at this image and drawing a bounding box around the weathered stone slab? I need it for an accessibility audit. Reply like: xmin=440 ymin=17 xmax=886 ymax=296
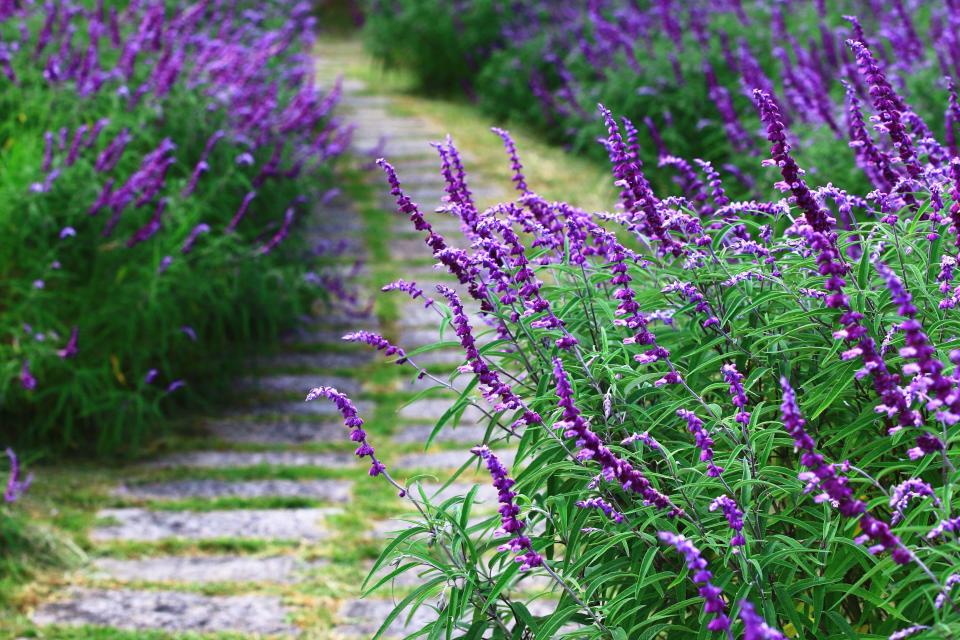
xmin=241 ymin=374 xmax=361 ymax=397
xmin=391 ymin=422 xmax=486 ymax=444
xmin=205 ymin=418 xmax=347 ymax=445
xmin=390 ymin=235 xmax=434 ymax=261
xmin=242 ymin=398 xmax=375 ymax=418
xmin=252 ymin=350 xmax=373 ymax=372
xmin=397 ymin=398 xmax=484 ymax=423
xmin=92 ymin=555 xmax=323 ymax=584
xmin=33 ymin=588 xmax=298 ymax=635
xmin=339 ymin=94 xmax=391 ymax=108
xmin=394 ymin=448 xmax=516 ymax=471
xmin=284 ymin=328 xmax=365 ymax=346
xmin=151 ymin=451 xmax=357 ymax=469
xmin=351 ymin=138 xmax=434 ymax=158
xmin=398 ymin=326 xmax=491 ymax=352
xmin=404 ymin=349 xmax=464 ymax=367
xmin=335 ymin=598 xmax=437 ymax=637
xmin=396 ymin=303 xmax=444 ymax=329
xmin=92 ymin=508 xmax=339 ymax=541
xmin=113 ymin=479 xmax=352 ymax=502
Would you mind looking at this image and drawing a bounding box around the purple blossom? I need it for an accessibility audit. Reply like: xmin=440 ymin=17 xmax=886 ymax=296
xmin=472 ymin=445 xmax=542 ymax=571
xmin=226 ymin=191 xmax=257 ymax=232
xmin=180 ymin=325 xmax=197 ymax=342
xmin=258 ymin=207 xmax=295 ymax=255
xmin=847 ymin=40 xmax=923 ymax=181
xmin=4 ymin=449 xmax=32 ymax=503
xmin=780 ymin=377 xmax=909 ymax=564
xmin=889 ymin=478 xmax=939 ymax=525
xmin=57 ymin=326 xmax=78 ymax=359
xmin=753 ymin=89 xmax=834 ymax=235
xmin=342 ymin=330 xmax=406 ymax=364
xmin=181 ymin=223 xmax=210 ymax=254
xmin=678 ymin=408 xmax=723 ymax=477
xmin=59 ymin=226 xmax=76 ymax=239
xmin=657 ymin=531 xmax=731 ymax=636
xmin=144 ymin=369 xmax=159 ymax=385
xmin=738 ymin=600 xmax=786 ymax=640
xmin=709 ymin=495 xmax=745 ymax=549
xmin=721 ymin=364 xmax=750 ymax=425
xmin=554 ymin=357 xmax=680 ymax=516
xmin=621 ymin=431 xmax=660 ymax=450
xmin=575 ymin=496 xmax=624 ymax=524
xmin=888 ymin=626 xmax=930 ymax=640
xmin=381 ymin=279 xmax=433 ymax=307
xmin=20 ymin=360 xmax=36 ymax=391
xmin=157 ymin=255 xmax=173 ymax=274
xmin=305 ymin=386 xmax=384 ymax=476
xmin=491 ymin=127 xmax=528 ymax=194
xmin=166 ymin=380 xmax=185 ymax=393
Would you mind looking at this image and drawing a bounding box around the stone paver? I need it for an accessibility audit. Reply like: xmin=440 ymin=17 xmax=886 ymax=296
xmin=335 ymin=598 xmax=437 ymax=638
xmin=114 ymin=479 xmax=352 ymax=502
xmin=397 ymin=398 xmax=485 ymax=423
xmin=206 ymin=418 xmax=347 ymax=444
xmin=242 ymin=398 xmax=375 ymax=418
xmin=241 ymin=374 xmax=362 ymax=397
xmin=92 ymin=555 xmax=322 ymax=584
xmin=391 ymin=422 xmax=487 ymax=444
xmin=151 ymin=451 xmax=357 ymax=469
xmin=252 ymin=350 xmax=373 ymax=372
xmin=396 ymin=302 xmax=444 ymax=328
xmin=33 ymin=588 xmax=298 ymax=635
xmin=92 ymin=508 xmax=339 ymax=541
xmin=395 ymin=448 xmax=516 ymax=471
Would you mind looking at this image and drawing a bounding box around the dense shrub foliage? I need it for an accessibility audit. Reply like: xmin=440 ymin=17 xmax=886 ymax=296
xmin=363 ymin=1 xmax=957 ymax=197
xmin=313 ymin=30 xmax=960 ymax=640
xmin=0 ymin=1 xmax=348 ymax=454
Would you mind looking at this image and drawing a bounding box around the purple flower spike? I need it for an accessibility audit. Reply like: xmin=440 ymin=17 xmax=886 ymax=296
xmin=889 ymin=479 xmax=939 ymax=525
xmin=847 ymin=40 xmax=922 ymax=181
xmin=181 ymin=223 xmax=210 ymax=254
xmin=4 ymin=449 xmax=33 ymax=503
xmin=554 ymin=357 xmax=680 ymax=516
xmin=57 ymin=326 xmax=79 ymax=359
xmin=678 ymin=408 xmax=722 ymax=476
xmin=60 ymin=226 xmax=76 ymax=239
xmin=721 ymin=364 xmax=750 ymax=425
xmin=472 ymin=445 xmax=542 ymax=571
xmin=657 ymin=531 xmax=731 ymax=635
xmin=342 ymin=330 xmax=406 ymax=364
xmin=576 ymin=496 xmax=624 ymax=524
xmin=166 ymin=380 xmax=186 ymax=393
xmin=20 ymin=360 xmax=36 ymax=391
xmin=709 ymin=495 xmax=745 ymax=549
xmin=180 ymin=326 xmax=197 ymax=342
xmin=491 ymin=127 xmax=529 ymax=194
xmin=226 ymin=191 xmax=257 ymax=232
xmin=780 ymin=377 xmax=909 ymax=564
xmin=738 ymin=600 xmax=786 ymax=639
xmin=306 ymin=386 xmax=383 ymax=476
xmin=753 ymin=89 xmax=834 ymax=235
xmin=381 ymin=279 xmax=433 ymax=307
xmin=145 ymin=369 xmax=159 ymax=385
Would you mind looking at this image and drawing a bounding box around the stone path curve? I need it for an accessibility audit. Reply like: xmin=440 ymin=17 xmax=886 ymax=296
xmin=28 ymin=38 xmax=528 ymax=638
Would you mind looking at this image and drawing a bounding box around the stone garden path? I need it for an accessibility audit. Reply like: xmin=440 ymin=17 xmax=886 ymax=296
xmin=27 ymin=39 xmax=523 ymax=639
